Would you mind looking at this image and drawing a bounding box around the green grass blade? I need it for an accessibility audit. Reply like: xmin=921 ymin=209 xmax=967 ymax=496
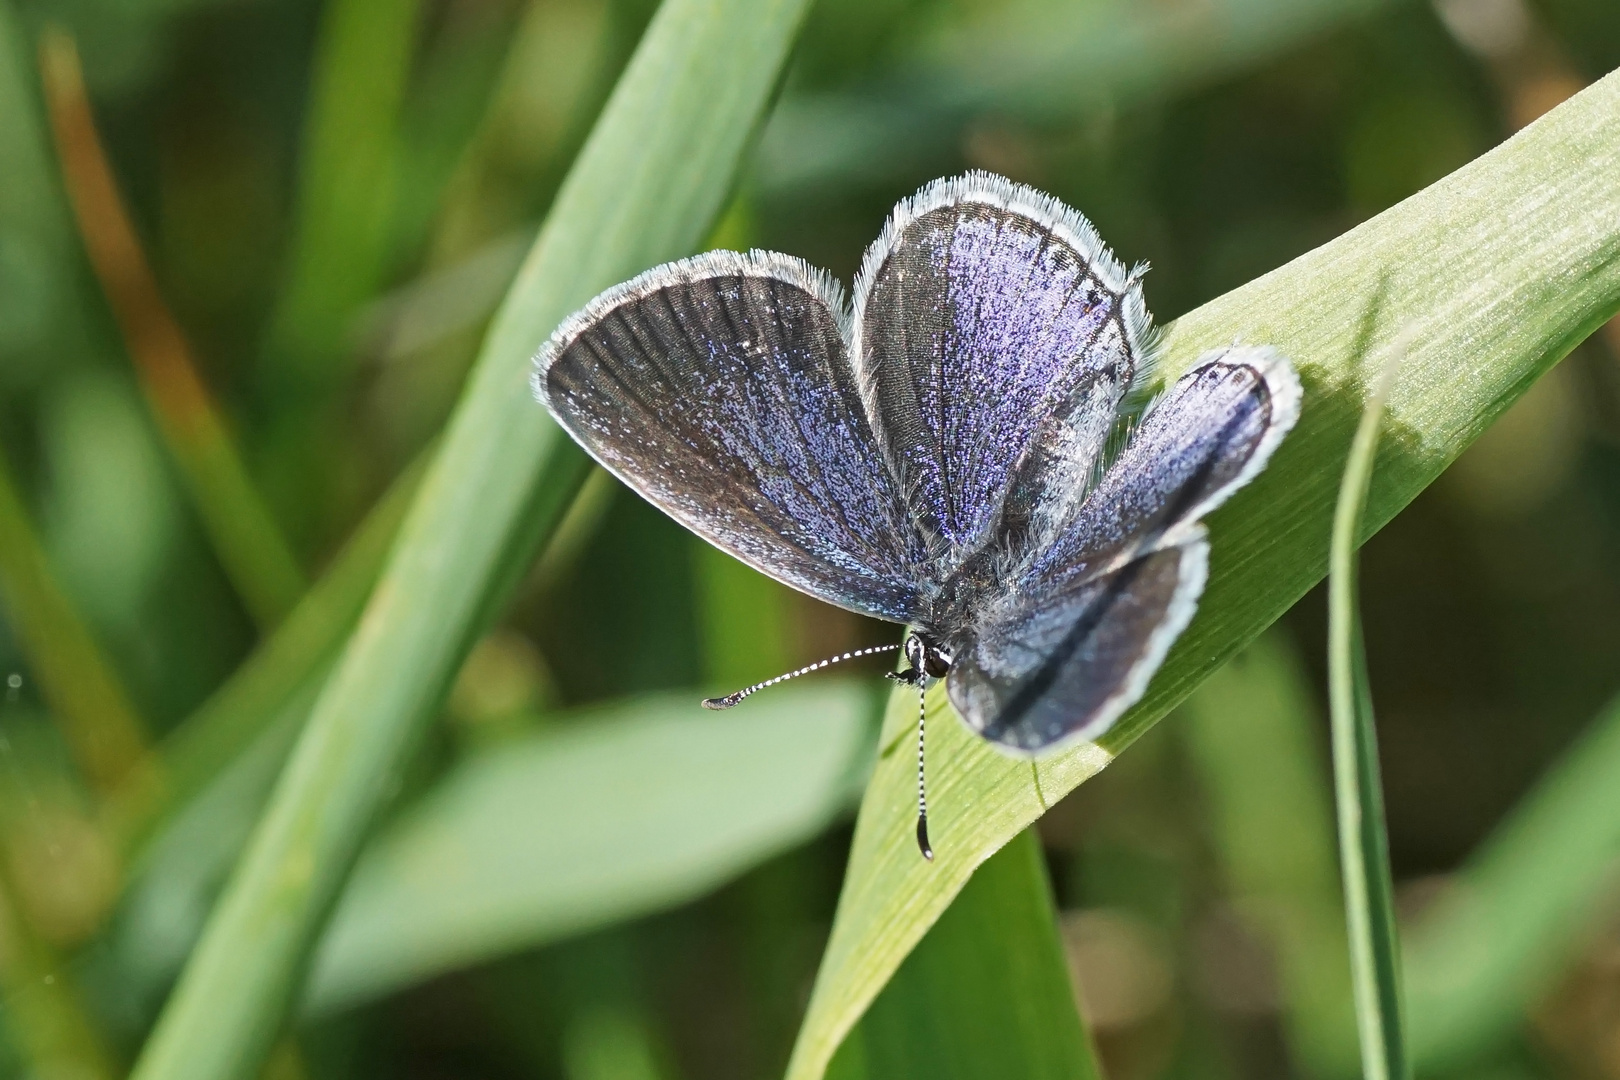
xmin=304 ymin=681 xmax=874 ymax=1012
xmin=264 ymin=0 xmax=422 ymax=387
xmin=128 ymin=2 xmax=814 ymax=1077
xmin=826 ymin=827 xmax=1102 ymax=1080
xmin=784 ymin=71 xmax=1620 ymax=1080
xmin=1180 ymin=633 xmax=1354 ymax=1072
xmin=1328 ymin=342 xmax=1406 ymax=1080
xmin=102 ymin=453 xmax=423 ymax=853
xmin=1404 ymin=688 xmax=1620 ymax=1069
xmin=0 ymin=438 xmax=151 ymax=795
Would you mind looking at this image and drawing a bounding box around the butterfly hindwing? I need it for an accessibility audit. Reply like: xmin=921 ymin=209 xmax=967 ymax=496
xmin=852 ymin=173 xmax=1154 ymax=570
xmin=948 ymin=345 xmax=1301 ymax=752
xmin=535 ymin=251 xmax=930 ymax=622
xmin=947 ymin=537 xmax=1208 ymax=752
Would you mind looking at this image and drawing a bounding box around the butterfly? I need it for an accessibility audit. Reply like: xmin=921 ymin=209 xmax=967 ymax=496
xmin=532 ymin=172 xmax=1300 ymax=859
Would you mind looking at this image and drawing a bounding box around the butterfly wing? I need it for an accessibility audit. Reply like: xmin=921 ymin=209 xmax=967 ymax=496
xmin=851 ymin=172 xmax=1153 ymax=569
xmin=534 ymin=251 xmax=929 ymax=622
xmin=947 ymin=537 xmax=1207 ymax=752
xmin=1025 ymin=344 xmax=1302 ymax=590
xmin=949 ymin=345 xmax=1301 ymax=752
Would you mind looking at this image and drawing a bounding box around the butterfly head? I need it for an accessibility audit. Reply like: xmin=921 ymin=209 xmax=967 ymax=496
xmin=903 ymin=631 xmax=953 ymax=682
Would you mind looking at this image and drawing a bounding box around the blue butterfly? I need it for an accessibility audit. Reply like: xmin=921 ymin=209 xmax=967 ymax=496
xmin=533 ymin=172 xmax=1299 ymax=858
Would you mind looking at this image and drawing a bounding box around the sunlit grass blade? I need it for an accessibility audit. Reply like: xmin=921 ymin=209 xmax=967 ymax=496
xmin=128 ymin=3 xmax=816 ymax=1078
xmin=263 ymin=0 xmax=421 ymax=388
xmin=784 ymin=71 xmax=1620 ymax=1080
xmin=1403 ymin=688 xmax=1620 ymax=1070
xmin=826 ymin=828 xmax=1102 ymax=1080
xmin=1328 ymin=340 xmax=1407 ymax=1080
xmin=37 ymin=27 xmax=306 ymax=630
xmin=0 ymin=440 xmax=150 ymax=796
xmin=303 ymin=682 xmax=874 ymax=1012
xmin=1180 ymin=632 xmax=1354 ymax=1072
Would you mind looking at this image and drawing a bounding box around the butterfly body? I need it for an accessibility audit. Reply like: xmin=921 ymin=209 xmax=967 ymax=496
xmin=533 ymin=172 xmax=1299 ymax=765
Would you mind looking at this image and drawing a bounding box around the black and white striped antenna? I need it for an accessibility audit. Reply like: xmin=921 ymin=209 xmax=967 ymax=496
xmin=701 ymin=640 xmax=935 ymax=862
xmin=701 ymin=644 xmax=901 ymax=710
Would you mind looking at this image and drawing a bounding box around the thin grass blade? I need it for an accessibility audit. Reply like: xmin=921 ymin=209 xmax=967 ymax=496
xmin=1328 ymin=340 xmax=1407 ymax=1080
xmin=264 ymin=0 xmax=422 ymax=388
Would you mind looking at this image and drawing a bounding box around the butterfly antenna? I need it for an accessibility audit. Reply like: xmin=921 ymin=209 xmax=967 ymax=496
xmin=916 ymin=680 xmax=933 ymax=861
xmin=702 ymin=644 xmax=901 ymax=710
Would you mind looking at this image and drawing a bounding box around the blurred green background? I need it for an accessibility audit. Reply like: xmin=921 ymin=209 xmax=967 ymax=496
xmin=2 ymin=0 xmax=1619 ymax=1077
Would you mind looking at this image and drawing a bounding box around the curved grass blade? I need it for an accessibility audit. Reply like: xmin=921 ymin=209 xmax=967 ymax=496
xmin=1328 ymin=340 xmax=1407 ymax=1080
xmin=303 ymin=682 xmax=874 ymax=1012
xmin=784 ymin=70 xmax=1620 ymax=1080
xmin=128 ymin=3 xmax=816 ymax=1078
xmin=826 ymin=828 xmax=1101 ymax=1080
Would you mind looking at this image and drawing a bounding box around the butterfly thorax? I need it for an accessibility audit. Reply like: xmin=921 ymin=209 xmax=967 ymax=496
xmin=913 ymin=534 xmax=1021 ymax=654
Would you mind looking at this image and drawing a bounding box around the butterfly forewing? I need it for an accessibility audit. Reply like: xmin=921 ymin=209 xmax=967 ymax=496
xmin=852 ymin=175 xmax=1153 ymax=571
xmin=536 ymin=252 xmax=930 ymax=622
